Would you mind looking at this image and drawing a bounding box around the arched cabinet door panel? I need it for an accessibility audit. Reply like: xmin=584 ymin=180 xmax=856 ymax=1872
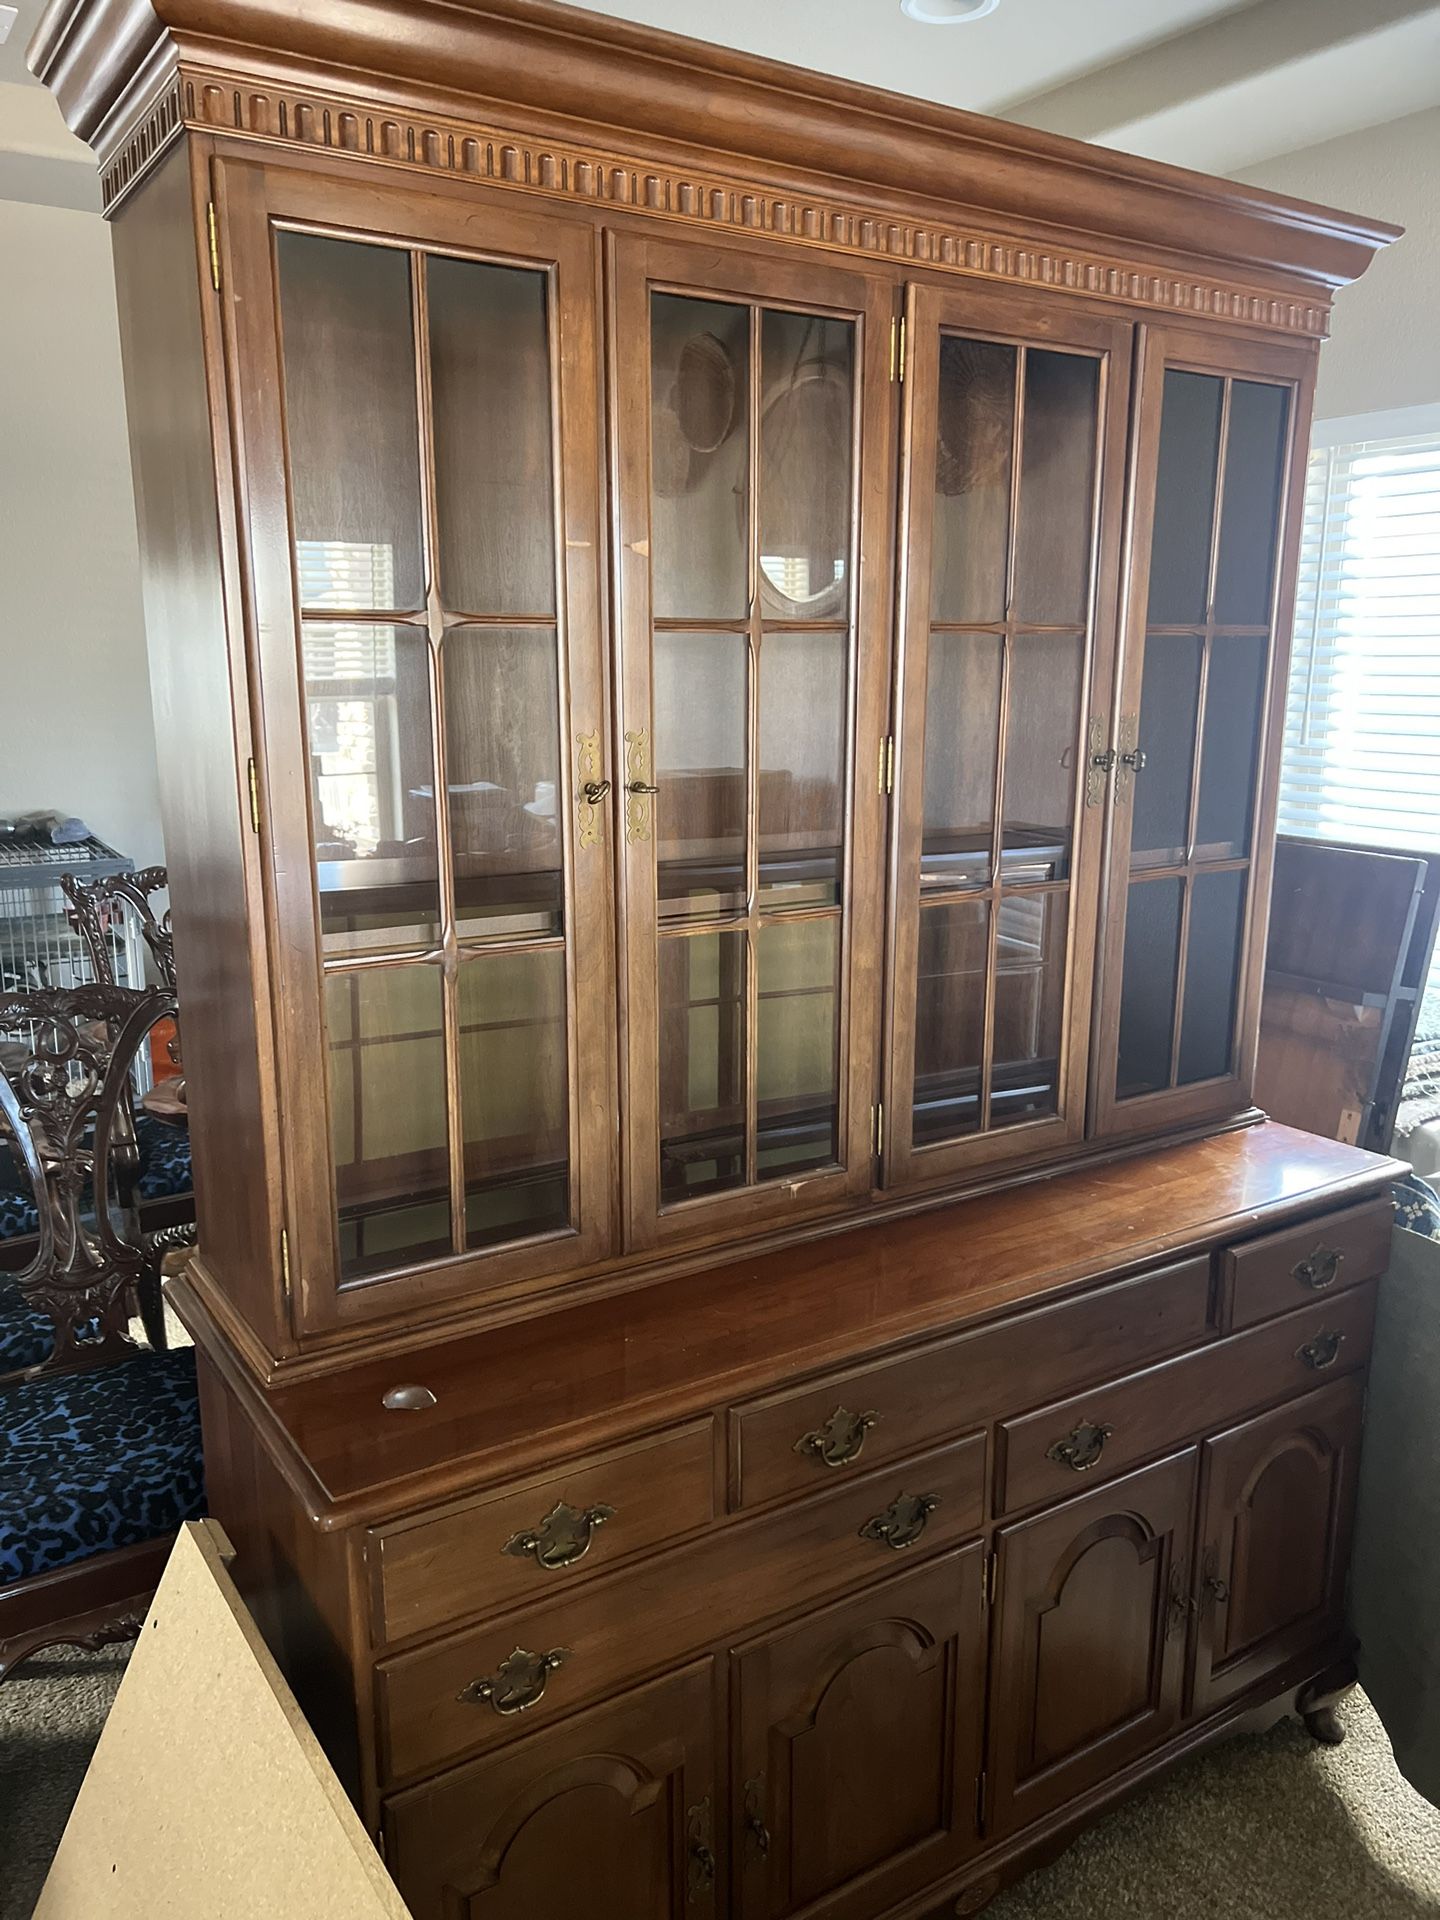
xmin=988 ymin=1449 xmax=1198 ymax=1836
xmin=1191 ymin=1378 xmax=1364 ymax=1717
xmin=733 ymin=1547 xmax=987 ymax=1920
xmin=383 ymin=1661 xmax=717 ymax=1920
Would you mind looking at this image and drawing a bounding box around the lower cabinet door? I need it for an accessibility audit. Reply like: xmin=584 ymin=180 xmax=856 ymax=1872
xmin=1191 ymin=1377 xmax=1364 ymax=1717
xmin=734 ymin=1546 xmax=986 ymax=1920
xmin=383 ymin=1661 xmax=718 ymax=1920
xmin=988 ymin=1449 xmax=1197 ymax=1836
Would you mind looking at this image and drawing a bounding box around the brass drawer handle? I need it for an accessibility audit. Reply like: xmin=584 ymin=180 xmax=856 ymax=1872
xmin=1165 ymin=1561 xmax=1194 ymax=1640
xmin=860 ymin=1490 xmax=940 ymax=1551
xmin=1298 ymin=1329 xmax=1345 ymax=1371
xmin=687 ymin=1799 xmax=716 ymax=1903
xmin=458 ymin=1645 xmax=570 ymax=1716
xmin=794 ymin=1405 xmax=879 ymax=1469
xmin=1202 ymin=1548 xmax=1230 ymax=1608
xmin=1293 ymin=1244 xmax=1344 ymax=1291
xmin=502 ymin=1500 xmax=616 ymax=1571
xmin=1046 ymin=1418 xmax=1113 ymax=1473
xmin=743 ymin=1777 xmax=771 ymax=1865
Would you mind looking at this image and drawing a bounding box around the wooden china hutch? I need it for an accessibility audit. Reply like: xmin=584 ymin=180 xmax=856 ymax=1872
xmin=33 ymin=2 xmax=1404 ymax=1912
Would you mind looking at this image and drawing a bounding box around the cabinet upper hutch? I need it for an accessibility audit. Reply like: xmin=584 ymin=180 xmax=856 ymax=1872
xmin=30 ymin=0 xmax=1394 ymax=1369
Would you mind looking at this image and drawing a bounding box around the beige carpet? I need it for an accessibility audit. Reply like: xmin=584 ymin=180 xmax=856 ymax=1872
xmin=0 ymin=1651 xmax=1436 ymax=1918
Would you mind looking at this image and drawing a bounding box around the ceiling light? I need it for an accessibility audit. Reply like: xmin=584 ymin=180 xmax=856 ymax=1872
xmin=900 ymin=0 xmax=1001 ymax=21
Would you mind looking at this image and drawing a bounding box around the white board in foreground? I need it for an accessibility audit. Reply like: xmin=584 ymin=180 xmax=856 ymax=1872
xmin=36 ymin=1520 xmax=411 ymax=1920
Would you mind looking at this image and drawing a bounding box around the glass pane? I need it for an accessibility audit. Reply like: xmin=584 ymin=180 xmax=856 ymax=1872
xmin=458 ymin=948 xmax=569 ymax=1249
xmin=757 ymin=917 xmax=840 ymax=1180
xmin=1147 ymin=369 xmax=1223 ymax=626
xmin=276 ymin=232 xmax=424 ymax=612
xmin=444 ymin=626 xmax=563 ymax=939
xmin=1130 ymin=634 xmax=1202 ymax=871
xmin=1178 ymin=867 xmax=1247 ymax=1085
xmin=654 ymin=630 xmax=747 ymax=921
xmin=1116 ymin=877 xmax=1182 ymax=1099
xmin=651 ymin=293 xmax=749 ymax=621
xmin=304 ymin=623 xmax=440 ymax=955
xmin=1012 ymin=350 xmax=1099 ymax=626
xmin=913 ymin=898 xmax=989 ymax=1145
xmin=1194 ymin=636 xmax=1267 ymax=862
xmin=428 ymin=257 xmax=556 ymax=617
xmin=326 ymin=965 xmax=449 ymax=1278
xmin=992 ymin=891 xmax=1066 ymax=1128
xmin=759 ymin=310 xmax=853 ymax=619
xmin=759 ymin=630 xmax=846 ymax=908
xmin=1002 ymin=633 xmax=1082 ymax=883
xmin=922 ymin=630 xmax=1002 ymax=889
xmin=932 ymin=336 xmax=1015 ymax=624
xmin=1213 ymin=380 xmax=1290 ymax=626
xmin=659 ymin=930 xmax=746 ymax=1203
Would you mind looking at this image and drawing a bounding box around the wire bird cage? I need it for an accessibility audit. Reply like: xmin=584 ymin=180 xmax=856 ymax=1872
xmin=0 ymin=826 xmax=147 ymax=997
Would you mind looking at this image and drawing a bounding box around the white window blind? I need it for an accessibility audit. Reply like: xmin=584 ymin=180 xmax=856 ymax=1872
xmin=1277 ymin=410 xmax=1440 ymax=1127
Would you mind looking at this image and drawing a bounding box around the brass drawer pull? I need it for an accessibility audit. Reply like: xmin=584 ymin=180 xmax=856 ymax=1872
xmin=794 ymin=1405 xmax=879 ymax=1469
xmin=1165 ymin=1561 xmax=1195 ymax=1640
xmin=1202 ymin=1548 xmax=1230 ymax=1608
xmin=458 ymin=1645 xmax=570 ymax=1716
xmin=1293 ymin=1244 xmax=1343 ymax=1291
xmin=687 ymin=1799 xmax=716 ymax=1903
xmin=1046 ymin=1418 xmax=1113 ymax=1473
xmin=743 ymin=1777 xmax=771 ymax=1864
xmin=502 ymin=1499 xmax=616 ymax=1570
xmin=860 ymin=1490 xmax=940 ymax=1551
xmin=1298 ymin=1328 xmax=1345 ymax=1371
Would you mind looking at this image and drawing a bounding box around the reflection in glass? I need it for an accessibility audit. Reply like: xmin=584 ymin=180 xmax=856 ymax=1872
xmin=1013 ymin=350 xmax=1099 ymax=626
xmin=1214 ymin=380 xmax=1290 ymax=626
xmin=654 ymin=630 xmax=747 ymax=919
xmin=326 ymin=965 xmax=449 ymax=1278
xmin=1002 ymin=634 xmax=1082 ymax=882
xmin=1195 ymin=636 xmax=1267 ymax=861
xmin=759 ymin=630 xmax=847 ymax=906
xmin=922 ymin=630 xmax=1002 ymax=888
xmin=429 ymin=257 xmax=556 ymax=617
xmin=913 ymin=899 xmax=989 ymax=1145
xmin=759 ymin=310 xmax=854 ymax=619
xmin=1116 ymin=877 xmax=1182 ymax=1099
xmin=659 ymin=931 xmax=746 ymax=1203
xmin=651 ymin=293 xmax=749 ymax=621
xmin=992 ymin=891 xmax=1066 ymax=1128
xmin=1178 ymin=868 xmax=1247 ymax=1085
xmin=458 ymin=948 xmax=569 ymax=1248
xmin=1147 ymin=370 xmax=1223 ymax=626
xmin=757 ymin=917 xmax=840 ymax=1179
xmin=276 ymin=232 xmax=424 ymax=612
xmin=303 ymin=623 xmax=440 ymax=954
xmin=1130 ymin=634 xmax=1202 ymax=870
xmin=444 ymin=626 xmax=563 ymax=938
xmin=932 ymin=336 xmax=1015 ymax=625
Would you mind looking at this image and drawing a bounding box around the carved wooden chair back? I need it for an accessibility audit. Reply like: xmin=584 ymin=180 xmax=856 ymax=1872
xmin=0 ymin=983 xmax=177 ymax=1384
xmin=61 ymin=866 xmax=176 ymax=993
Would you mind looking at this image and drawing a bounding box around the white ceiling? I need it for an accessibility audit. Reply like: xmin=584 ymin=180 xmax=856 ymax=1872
xmin=3 ymin=0 xmax=1439 ymax=210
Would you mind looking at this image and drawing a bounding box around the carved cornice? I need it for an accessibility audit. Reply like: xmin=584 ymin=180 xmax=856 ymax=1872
xmin=92 ymin=67 xmax=1334 ymax=338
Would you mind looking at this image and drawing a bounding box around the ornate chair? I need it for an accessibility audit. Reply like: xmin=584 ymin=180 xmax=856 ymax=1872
xmin=0 ymin=984 xmax=204 ymax=1681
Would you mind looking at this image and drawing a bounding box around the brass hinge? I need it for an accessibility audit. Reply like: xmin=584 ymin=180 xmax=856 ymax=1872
xmin=246 ymin=757 xmax=261 ymax=835
xmin=207 ymin=200 xmax=220 ymax=292
xmin=872 ymin=1102 xmax=885 ymax=1160
xmin=280 ymin=1226 xmax=292 ymax=1296
xmin=976 ymin=1769 xmax=988 ymax=1830
xmin=877 ymin=734 xmax=895 ymax=796
xmin=890 ymin=315 xmax=907 ymax=383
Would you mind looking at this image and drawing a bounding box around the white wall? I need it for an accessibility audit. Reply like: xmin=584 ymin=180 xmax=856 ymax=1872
xmin=1237 ymin=105 xmax=1440 ymax=421
xmin=0 ymin=195 xmax=164 ymax=867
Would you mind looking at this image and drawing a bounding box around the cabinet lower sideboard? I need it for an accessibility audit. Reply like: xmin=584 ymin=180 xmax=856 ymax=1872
xmin=176 ymin=1126 xmax=1398 ymax=1920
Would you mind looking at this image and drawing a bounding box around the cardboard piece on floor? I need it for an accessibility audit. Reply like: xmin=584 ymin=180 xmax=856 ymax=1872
xmin=35 ymin=1521 xmax=410 ymax=1920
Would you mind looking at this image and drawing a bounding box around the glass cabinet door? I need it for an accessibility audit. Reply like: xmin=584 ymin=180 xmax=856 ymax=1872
xmin=883 ymin=286 xmax=1131 ymax=1188
xmin=611 ymin=235 xmax=894 ymax=1250
xmin=1094 ymin=326 xmax=1312 ymax=1137
xmin=218 ymin=164 xmax=613 ymax=1329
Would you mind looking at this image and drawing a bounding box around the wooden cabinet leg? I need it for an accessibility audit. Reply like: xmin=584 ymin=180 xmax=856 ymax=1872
xmin=1297 ymin=1660 xmax=1358 ymax=1746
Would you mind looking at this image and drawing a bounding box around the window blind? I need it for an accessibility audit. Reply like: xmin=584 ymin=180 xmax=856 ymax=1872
xmin=1277 ymin=418 xmax=1440 ymax=1127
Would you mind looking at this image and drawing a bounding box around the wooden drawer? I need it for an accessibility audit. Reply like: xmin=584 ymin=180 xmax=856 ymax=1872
xmin=997 ymin=1284 xmax=1376 ymax=1516
xmin=731 ymin=1256 xmax=1211 ymax=1511
xmin=1220 ymin=1196 xmax=1391 ymax=1332
xmin=369 ymin=1420 xmax=716 ymax=1644
xmin=376 ymin=1429 xmax=986 ymax=1784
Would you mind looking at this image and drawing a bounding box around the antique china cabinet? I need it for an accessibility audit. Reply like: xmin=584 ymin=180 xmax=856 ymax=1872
xmin=33 ymin=1 xmax=1404 ymax=1913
